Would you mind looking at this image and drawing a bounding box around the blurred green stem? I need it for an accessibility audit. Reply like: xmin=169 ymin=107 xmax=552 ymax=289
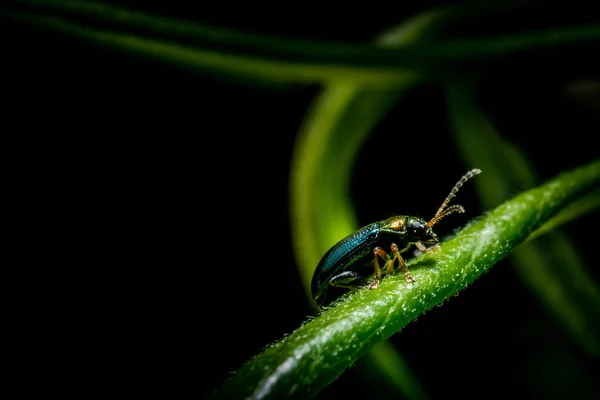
xmin=4 ymin=1 xmax=600 ymax=85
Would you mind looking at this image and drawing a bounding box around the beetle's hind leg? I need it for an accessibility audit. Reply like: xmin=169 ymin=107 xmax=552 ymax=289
xmin=391 ymin=243 xmax=415 ymax=283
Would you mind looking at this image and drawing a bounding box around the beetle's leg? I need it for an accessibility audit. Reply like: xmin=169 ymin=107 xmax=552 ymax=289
xmin=416 ymin=241 xmax=439 ymax=253
xmin=385 ymin=254 xmax=396 ymax=273
xmin=370 ymin=247 xmax=390 ymax=289
xmin=391 ymin=243 xmax=415 ymax=283
xmin=385 ymin=243 xmax=398 ymax=274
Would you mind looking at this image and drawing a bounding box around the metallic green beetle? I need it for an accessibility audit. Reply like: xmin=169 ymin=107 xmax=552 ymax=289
xmin=311 ymin=169 xmax=481 ymax=308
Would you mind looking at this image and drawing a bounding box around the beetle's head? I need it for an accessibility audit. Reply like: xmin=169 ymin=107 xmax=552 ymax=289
xmin=406 ymin=217 xmax=438 ymax=244
xmin=382 ymin=216 xmax=439 ymax=245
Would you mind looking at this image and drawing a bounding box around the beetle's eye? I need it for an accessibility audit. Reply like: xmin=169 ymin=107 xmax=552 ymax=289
xmin=410 ymin=220 xmax=424 ymax=230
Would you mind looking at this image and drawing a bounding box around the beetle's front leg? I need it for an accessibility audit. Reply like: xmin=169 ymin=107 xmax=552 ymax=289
xmin=416 ymin=241 xmax=440 ymax=253
xmin=391 ymin=243 xmax=415 ymax=283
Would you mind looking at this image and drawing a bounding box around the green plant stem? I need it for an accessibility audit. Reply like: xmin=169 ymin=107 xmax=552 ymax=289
xmin=215 ymin=160 xmax=600 ymax=400
xmin=527 ymin=189 xmax=600 ymax=242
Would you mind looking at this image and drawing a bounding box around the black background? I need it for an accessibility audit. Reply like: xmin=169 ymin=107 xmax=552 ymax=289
xmin=4 ymin=2 xmax=599 ymax=399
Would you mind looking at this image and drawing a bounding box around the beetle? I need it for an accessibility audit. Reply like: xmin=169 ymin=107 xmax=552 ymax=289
xmin=311 ymin=169 xmax=481 ymax=308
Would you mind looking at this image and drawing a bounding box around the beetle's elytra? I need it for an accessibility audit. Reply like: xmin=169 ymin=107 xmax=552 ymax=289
xmin=311 ymin=169 xmax=481 ymax=308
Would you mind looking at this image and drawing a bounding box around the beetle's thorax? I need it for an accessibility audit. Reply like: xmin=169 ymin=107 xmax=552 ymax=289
xmin=379 ymin=216 xmax=409 ymax=232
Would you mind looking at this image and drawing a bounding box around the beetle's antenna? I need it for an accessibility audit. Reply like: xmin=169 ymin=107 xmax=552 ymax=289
xmin=426 ymin=169 xmax=481 ymax=228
